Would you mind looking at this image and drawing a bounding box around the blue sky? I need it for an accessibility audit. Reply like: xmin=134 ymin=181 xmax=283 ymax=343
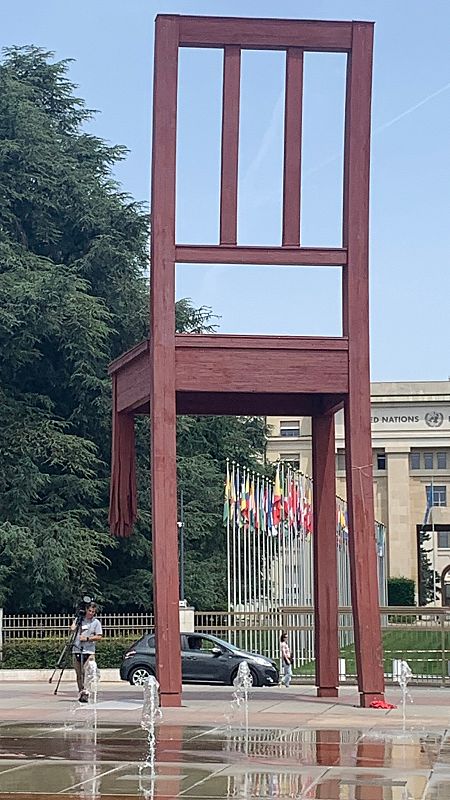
xmin=2 ymin=0 xmax=449 ymax=381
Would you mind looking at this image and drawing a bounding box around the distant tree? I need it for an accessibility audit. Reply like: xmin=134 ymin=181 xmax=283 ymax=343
xmin=0 ymin=46 xmax=268 ymax=612
xmin=0 ymin=46 xmax=148 ymax=610
xmin=418 ymin=528 xmax=440 ymax=605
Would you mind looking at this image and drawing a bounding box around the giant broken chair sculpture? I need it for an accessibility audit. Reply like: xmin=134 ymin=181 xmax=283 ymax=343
xmin=109 ymin=15 xmax=385 ymax=707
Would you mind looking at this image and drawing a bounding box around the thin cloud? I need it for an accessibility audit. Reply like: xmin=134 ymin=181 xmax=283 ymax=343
xmin=375 ymin=80 xmax=450 ymax=132
xmin=304 ymin=80 xmax=450 ymax=177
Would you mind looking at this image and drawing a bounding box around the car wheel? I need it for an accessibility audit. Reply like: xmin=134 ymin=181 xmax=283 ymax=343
xmin=230 ymin=666 xmax=260 ymax=688
xmin=129 ymin=666 xmax=154 ymax=686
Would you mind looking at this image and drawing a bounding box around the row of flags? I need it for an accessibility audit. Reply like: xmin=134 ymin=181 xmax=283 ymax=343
xmin=223 ymin=461 xmax=350 ymax=539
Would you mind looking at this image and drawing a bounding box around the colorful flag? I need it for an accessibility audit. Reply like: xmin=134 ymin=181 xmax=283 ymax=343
xmin=240 ymin=470 xmax=249 ymax=523
xmin=230 ymin=464 xmax=237 ymax=524
xmin=304 ymin=485 xmax=313 ymax=534
xmin=255 ymin=475 xmax=260 ymax=531
xmin=267 ymin=480 xmax=273 ymax=532
xmin=273 ymin=464 xmax=282 ymax=527
xmin=249 ymin=474 xmax=256 ymax=531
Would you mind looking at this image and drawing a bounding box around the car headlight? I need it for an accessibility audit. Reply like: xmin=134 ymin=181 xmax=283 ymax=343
xmin=249 ymin=656 xmax=271 ymax=667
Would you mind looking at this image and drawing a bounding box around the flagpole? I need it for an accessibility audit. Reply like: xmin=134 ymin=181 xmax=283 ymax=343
xmin=262 ymin=478 xmax=268 ymax=652
xmin=268 ymin=479 xmax=275 ymax=659
xmin=288 ymin=470 xmax=298 ymax=663
xmin=264 ymin=477 xmax=272 ymax=658
xmin=225 ymin=460 xmax=231 ymax=618
xmin=432 ymin=476 xmax=437 ymax=604
xmin=273 ymin=505 xmax=279 ymax=661
xmin=257 ymin=477 xmax=262 ymax=612
xmin=233 ymin=464 xmax=239 ymax=648
xmin=231 ymin=466 xmax=237 ymax=645
xmin=237 ymin=465 xmax=242 ymax=621
xmin=286 ymin=467 xmax=291 ymax=606
xmin=243 ymin=468 xmax=249 ymax=651
xmin=280 ymin=463 xmax=286 ymax=616
xmin=180 ymin=489 xmax=185 ymax=601
xmin=294 ymin=496 xmax=300 ymax=662
xmin=255 ymin=474 xmax=260 ymax=654
xmin=250 ymin=472 xmax=256 ymax=652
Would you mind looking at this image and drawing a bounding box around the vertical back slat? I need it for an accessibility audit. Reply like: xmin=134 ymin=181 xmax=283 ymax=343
xmin=220 ymin=45 xmax=241 ymax=245
xmin=282 ymin=47 xmax=303 ymax=246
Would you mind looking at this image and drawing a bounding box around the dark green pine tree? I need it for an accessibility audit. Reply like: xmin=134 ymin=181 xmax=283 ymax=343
xmin=0 ymin=46 xmax=149 ymax=611
xmin=0 ymin=46 xmax=268 ymax=613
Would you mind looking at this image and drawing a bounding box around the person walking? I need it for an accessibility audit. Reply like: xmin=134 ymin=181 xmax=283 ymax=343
xmin=280 ymin=632 xmax=292 ymax=688
xmin=71 ymin=601 xmax=102 ymax=702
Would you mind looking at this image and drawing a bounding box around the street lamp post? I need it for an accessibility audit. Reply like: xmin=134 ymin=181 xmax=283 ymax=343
xmin=178 ymin=490 xmax=185 ymax=602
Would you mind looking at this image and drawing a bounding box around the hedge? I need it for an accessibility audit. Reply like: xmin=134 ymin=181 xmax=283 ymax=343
xmin=0 ymin=637 xmax=136 ymax=670
xmin=387 ymin=577 xmax=415 ymax=606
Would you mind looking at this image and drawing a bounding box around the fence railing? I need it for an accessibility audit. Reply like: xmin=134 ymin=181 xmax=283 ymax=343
xmin=2 ymin=607 xmax=450 ymax=685
xmin=1 ymin=613 xmax=155 ymax=641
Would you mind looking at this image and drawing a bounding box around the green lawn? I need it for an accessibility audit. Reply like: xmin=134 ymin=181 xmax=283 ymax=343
xmin=297 ymin=628 xmax=450 ymax=679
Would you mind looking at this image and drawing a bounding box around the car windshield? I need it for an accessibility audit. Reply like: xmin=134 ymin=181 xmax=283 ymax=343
xmin=202 ymin=634 xmax=254 ymax=655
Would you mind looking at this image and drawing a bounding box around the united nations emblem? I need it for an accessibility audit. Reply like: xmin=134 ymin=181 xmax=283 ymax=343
xmin=425 ymin=411 xmax=444 ymax=428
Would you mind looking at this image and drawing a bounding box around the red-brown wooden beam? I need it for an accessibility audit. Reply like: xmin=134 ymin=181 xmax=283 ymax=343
xmin=111 ymin=394 xmax=339 ymax=419
xmin=354 ymin=742 xmax=385 ymax=799
xmin=112 ymin=347 xmax=150 ymax=414
xmin=315 ymin=730 xmax=341 ymax=798
xmin=316 ymin=394 xmax=346 ymax=416
xmin=342 ymin=22 xmax=384 ymax=708
xmin=176 ymin=244 xmax=347 ymax=266
xmin=312 ymin=414 xmax=339 ymax=699
xmin=154 ymin=725 xmax=184 ymax=800
xmin=176 ymin=15 xmax=353 ymax=52
xmin=175 ymin=343 xmax=348 ymax=394
xmin=315 ymin=729 xmax=340 ymax=767
xmin=355 ymin=741 xmax=385 ymax=800
xmin=176 ymin=392 xmax=317 ymax=416
xmin=282 ymin=48 xmax=303 ymax=246
xmin=150 ymin=15 xmax=182 ymax=707
xmin=110 ymin=337 xmax=349 ymax=413
xmin=220 ymin=46 xmax=241 ymax=245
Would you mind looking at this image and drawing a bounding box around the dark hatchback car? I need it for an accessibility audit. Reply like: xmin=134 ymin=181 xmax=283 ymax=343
xmin=120 ymin=632 xmax=279 ymax=687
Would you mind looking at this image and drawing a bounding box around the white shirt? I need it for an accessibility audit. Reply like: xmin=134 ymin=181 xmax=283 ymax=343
xmin=281 ymin=640 xmax=291 ymax=664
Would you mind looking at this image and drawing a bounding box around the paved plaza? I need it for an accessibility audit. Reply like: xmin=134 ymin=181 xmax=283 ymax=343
xmin=0 ymin=681 xmax=449 ymax=797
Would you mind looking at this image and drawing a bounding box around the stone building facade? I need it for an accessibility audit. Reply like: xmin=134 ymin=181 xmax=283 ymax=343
xmin=266 ymin=381 xmax=450 ymax=602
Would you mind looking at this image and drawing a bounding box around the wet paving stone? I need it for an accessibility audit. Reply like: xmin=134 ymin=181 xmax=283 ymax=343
xmin=0 ymin=723 xmax=448 ymax=796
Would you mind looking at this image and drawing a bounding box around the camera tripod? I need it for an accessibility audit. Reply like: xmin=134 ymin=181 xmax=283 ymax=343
xmin=49 ymin=615 xmax=85 ymax=696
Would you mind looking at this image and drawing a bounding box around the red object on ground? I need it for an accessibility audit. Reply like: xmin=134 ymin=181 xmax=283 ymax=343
xmin=369 ymin=700 xmax=397 ymax=709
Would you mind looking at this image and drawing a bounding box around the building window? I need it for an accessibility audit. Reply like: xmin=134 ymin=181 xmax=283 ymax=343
xmin=426 ymin=485 xmax=447 ymax=507
xmin=437 ymin=452 xmax=447 ymax=470
xmin=281 ymin=454 xmax=300 ymax=470
xmin=336 ymin=450 xmax=346 ymax=472
xmin=424 ymin=452 xmax=434 ymax=470
xmin=410 ymin=452 xmax=421 ymax=470
xmin=280 ymin=420 xmax=300 ymax=438
xmin=376 ymin=452 xmax=386 ymax=470
xmin=438 ymin=530 xmax=450 ymax=549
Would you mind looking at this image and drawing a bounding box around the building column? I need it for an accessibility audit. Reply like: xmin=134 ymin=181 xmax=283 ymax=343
xmin=385 ymin=448 xmax=415 ymax=585
xmin=312 ymin=414 xmax=339 ymax=698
